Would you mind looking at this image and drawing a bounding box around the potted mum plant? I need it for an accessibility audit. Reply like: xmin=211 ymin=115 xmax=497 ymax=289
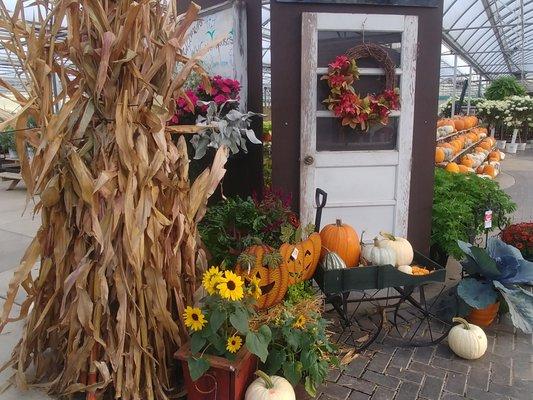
xmin=501 ymin=222 xmax=533 ymax=261
xmin=175 ymin=267 xmax=271 ymax=400
xmin=457 ymin=239 xmax=533 ymax=332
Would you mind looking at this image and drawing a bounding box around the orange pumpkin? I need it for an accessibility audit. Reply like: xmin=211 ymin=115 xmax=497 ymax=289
xmin=235 ymin=245 xmax=289 ymax=310
xmin=483 ymin=164 xmax=497 ymax=178
xmin=458 ymin=165 xmax=471 ymax=174
xmin=320 ymin=219 xmax=361 ymax=267
xmin=437 ymin=119 xmax=455 ymax=130
xmin=454 ymin=118 xmax=465 ymax=131
xmin=279 ymin=232 xmax=322 ymax=284
xmin=445 ymin=162 xmax=460 ymax=173
xmin=460 ymin=156 xmax=474 ymax=168
xmin=435 ymin=148 xmax=445 ymax=163
xmin=480 ymin=141 xmax=492 ymax=150
xmin=476 ymin=165 xmax=485 ymax=174
xmin=488 ymin=151 xmax=500 ymax=162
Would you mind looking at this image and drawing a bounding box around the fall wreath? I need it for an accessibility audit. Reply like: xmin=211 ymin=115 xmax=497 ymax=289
xmin=322 ymin=43 xmax=400 ymax=131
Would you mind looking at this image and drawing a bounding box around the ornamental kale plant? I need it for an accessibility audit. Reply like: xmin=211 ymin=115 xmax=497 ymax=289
xmin=457 ymin=238 xmax=533 ymax=333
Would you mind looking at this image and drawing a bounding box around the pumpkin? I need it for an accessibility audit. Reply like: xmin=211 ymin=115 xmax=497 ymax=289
xmin=480 ymin=141 xmax=492 ymax=150
xmin=435 ymin=148 xmax=445 ymax=163
xmin=447 ymin=317 xmax=487 ymax=360
xmin=483 ymin=164 xmax=497 ymax=178
xmin=379 ymin=232 xmax=413 ymax=266
xmin=322 ymin=251 xmax=347 ymax=270
xmin=362 ymin=237 xmax=396 ymax=266
xmin=458 ymin=165 xmax=472 ymax=174
xmin=488 ymin=151 xmax=500 ymax=162
xmin=279 ymin=232 xmax=322 ymax=284
xmin=397 ymin=265 xmax=412 ymax=274
xmin=454 ymin=118 xmax=465 ymax=131
xmin=499 ymin=151 xmax=505 ymax=160
xmin=235 ymin=245 xmax=288 ymax=310
xmin=445 ymin=162 xmax=460 ymax=173
xmin=460 ymin=156 xmax=474 ymax=168
xmin=245 ymin=371 xmax=295 ymax=400
xmin=320 ymin=219 xmax=361 ymax=267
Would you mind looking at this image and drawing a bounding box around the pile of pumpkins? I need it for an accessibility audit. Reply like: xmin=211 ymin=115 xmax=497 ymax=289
xmin=435 ymin=127 xmax=488 ymax=164
xmin=436 ymin=115 xmax=479 ymax=139
xmin=320 ymin=219 xmax=423 ymax=275
xmin=443 ymin=137 xmax=503 ymax=179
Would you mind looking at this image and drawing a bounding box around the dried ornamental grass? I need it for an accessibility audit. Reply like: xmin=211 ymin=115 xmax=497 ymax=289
xmin=0 ymin=1 xmax=228 ymax=399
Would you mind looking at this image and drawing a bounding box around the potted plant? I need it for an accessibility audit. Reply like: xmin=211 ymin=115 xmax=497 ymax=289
xmin=0 ymin=129 xmax=16 ymax=157
xmin=457 ymin=238 xmax=533 ymax=332
xmin=251 ymin=286 xmax=342 ymax=398
xmin=501 ymin=222 xmax=533 ymax=262
xmin=175 ymin=267 xmax=271 ymax=400
xmin=430 ymin=168 xmax=516 ymax=265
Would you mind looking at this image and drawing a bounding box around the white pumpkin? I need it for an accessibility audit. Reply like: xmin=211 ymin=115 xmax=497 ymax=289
xmin=379 ymin=232 xmax=414 ymax=266
xmin=448 ymin=317 xmax=487 ymax=360
xmin=362 ymin=238 xmax=396 ymax=266
xmin=397 ymin=265 xmax=412 ymax=274
xmin=245 ymin=371 xmax=295 ymax=400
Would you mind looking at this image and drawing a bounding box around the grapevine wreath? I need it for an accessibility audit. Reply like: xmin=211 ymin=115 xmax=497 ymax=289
xmin=322 ymin=43 xmax=400 ymax=131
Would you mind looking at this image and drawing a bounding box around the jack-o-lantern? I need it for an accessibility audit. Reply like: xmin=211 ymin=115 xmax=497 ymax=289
xmin=279 ymin=233 xmax=322 ymax=284
xmin=235 ymin=245 xmax=288 ymax=310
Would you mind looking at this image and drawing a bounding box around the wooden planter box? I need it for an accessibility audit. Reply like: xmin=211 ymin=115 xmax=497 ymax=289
xmin=175 ymin=344 xmax=257 ymax=400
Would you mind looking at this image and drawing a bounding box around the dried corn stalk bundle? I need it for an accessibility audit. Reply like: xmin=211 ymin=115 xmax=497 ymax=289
xmin=0 ymin=1 xmax=227 ymax=398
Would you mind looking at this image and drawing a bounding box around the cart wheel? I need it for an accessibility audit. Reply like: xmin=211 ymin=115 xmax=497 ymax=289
xmin=325 ymin=292 xmax=384 ymax=351
xmin=392 ymin=283 xmax=459 ymax=347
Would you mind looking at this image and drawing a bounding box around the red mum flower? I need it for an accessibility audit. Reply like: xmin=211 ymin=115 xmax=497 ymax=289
xmin=329 ymin=55 xmax=350 ymax=71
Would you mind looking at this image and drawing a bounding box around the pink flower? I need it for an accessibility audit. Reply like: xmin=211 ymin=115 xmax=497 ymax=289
xmin=329 ymin=55 xmax=350 ymax=71
xmin=329 ymin=74 xmax=346 ymax=88
xmin=213 ymin=94 xmax=229 ymax=105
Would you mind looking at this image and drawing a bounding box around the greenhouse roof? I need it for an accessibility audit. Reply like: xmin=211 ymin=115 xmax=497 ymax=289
xmin=442 ymin=0 xmax=533 ymax=82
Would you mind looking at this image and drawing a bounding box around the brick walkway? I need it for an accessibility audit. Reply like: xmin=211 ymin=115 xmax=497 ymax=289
xmin=316 ymin=149 xmax=533 ymax=400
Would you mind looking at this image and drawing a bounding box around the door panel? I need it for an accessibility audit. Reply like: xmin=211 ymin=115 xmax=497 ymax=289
xmin=300 ymin=13 xmax=418 ymax=240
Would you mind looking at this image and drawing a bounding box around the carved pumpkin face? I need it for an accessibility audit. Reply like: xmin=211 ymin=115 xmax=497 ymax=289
xmin=279 ymin=232 xmax=322 ymax=284
xmin=235 ymin=245 xmax=288 ymax=310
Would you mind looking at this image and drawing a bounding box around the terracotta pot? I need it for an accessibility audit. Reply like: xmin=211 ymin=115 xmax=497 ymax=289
xmin=468 ymin=302 xmax=500 ymax=327
xmin=175 ymin=344 xmax=257 ymax=400
xmin=295 ymin=384 xmax=315 ymax=399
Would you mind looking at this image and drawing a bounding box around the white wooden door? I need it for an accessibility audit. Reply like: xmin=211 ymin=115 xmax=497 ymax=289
xmin=300 ymin=13 xmax=418 ymax=240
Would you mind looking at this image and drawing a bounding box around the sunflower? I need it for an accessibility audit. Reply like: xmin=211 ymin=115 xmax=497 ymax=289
xmin=226 ymin=335 xmax=243 ymax=353
xmin=183 ymin=306 xmax=207 ymax=331
xmin=202 ymin=266 xmax=223 ymax=295
xmin=249 ymin=276 xmax=262 ymax=300
xmin=293 ymin=314 xmax=307 ymax=329
xmin=217 ymin=271 xmax=244 ymax=301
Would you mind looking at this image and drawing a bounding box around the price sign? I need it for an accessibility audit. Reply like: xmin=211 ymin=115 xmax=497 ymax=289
xmin=484 ymin=210 xmax=493 ymax=229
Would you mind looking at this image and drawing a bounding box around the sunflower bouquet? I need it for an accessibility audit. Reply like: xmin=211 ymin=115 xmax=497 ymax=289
xmin=183 ymin=266 xmax=272 ymax=381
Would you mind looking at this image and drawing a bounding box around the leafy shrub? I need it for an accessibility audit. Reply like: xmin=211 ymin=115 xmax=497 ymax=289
xmin=485 ymin=76 xmax=526 ymax=100
xmin=431 ymin=169 xmax=516 ymax=259
xmin=199 ymin=190 xmax=297 ymax=266
xmin=0 ymin=127 xmax=15 ymax=152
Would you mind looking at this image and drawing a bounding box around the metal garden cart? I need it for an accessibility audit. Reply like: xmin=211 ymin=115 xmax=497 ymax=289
xmin=312 ymin=189 xmax=457 ymax=350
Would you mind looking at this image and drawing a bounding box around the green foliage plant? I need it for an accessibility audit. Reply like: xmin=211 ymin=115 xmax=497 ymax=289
xmin=484 ymin=76 xmax=526 ymax=100
xmin=431 ymin=169 xmax=516 ymax=260
xmin=199 ymin=191 xmax=298 ymax=266
xmin=0 ymin=127 xmax=15 ymax=152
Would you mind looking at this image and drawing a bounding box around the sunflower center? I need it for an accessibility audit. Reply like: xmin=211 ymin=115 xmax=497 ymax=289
xmin=227 ymin=280 xmax=236 ymax=290
xmin=232 ymin=340 xmax=236 ymax=345
xmin=192 ymin=313 xmax=199 ymax=321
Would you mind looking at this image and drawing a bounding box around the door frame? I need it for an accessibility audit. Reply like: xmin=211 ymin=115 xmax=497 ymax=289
xmin=300 ymin=12 xmax=418 ymax=237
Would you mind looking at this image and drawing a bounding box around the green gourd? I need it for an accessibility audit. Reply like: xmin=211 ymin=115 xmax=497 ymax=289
xmin=322 ymin=251 xmax=346 ymax=270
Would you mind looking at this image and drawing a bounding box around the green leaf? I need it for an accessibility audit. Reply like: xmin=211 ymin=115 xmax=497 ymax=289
xmin=208 ymin=333 xmax=226 ymax=355
xmin=283 ymin=361 xmax=302 ymax=386
xmin=258 ymin=324 xmax=272 ymax=342
xmin=209 ymin=309 xmax=226 ymax=333
xmin=493 ymin=281 xmax=533 ymax=334
xmin=457 ymin=278 xmax=498 ymax=309
xmin=187 ymin=357 xmax=210 ymax=381
xmin=264 ymin=347 xmax=286 ymax=375
xmin=470 ymin=247 xmax=502 ymax=279
xmin=190 ymin=333 xmax=206 ymax=354
xmin=304 ymin=376 xmax=318 ymax=397
xmin=229 ymin=308 xmax=249 ymax=334
xmin=245 ymin=330 xmax=269 ymax=363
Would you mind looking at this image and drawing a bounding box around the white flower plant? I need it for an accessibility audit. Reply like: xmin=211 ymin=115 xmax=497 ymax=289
xmin=190 ymin=100 xmax=263 ymax=159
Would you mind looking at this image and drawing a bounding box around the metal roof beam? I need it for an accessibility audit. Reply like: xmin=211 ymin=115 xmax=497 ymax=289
xmin=480 ymin=0 xmax=516 ymax=73
xmin=441 ymin=33 xmax=491 ymax=80
xmin=444 ymin=22 xmax=533 ymax=32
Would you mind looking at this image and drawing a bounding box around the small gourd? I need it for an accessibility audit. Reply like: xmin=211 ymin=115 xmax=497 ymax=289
xmin=379 ymin=232 xmax=414 ymax=266
xmin=323 ymin=251 xmax=346 ymax=270
xmin=397 ymin=265 xmax=412 ymax=274
xmin=245 ymin=370 xmax=295 ymax=400
xmin=362 ymin=237 xmax=396 ymax=266
xmin=447 ymin=317 xmax=487 ymax=360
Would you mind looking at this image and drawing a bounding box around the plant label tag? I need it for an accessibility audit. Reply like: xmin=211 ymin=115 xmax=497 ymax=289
xmin=291 ymin=248 xmax=299 ymax=260
xmin=485 ymin=210 xmax=493 ymax=229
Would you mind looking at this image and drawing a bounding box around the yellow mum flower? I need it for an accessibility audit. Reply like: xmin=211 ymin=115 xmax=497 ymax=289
xmin=293 ymin=315 xmax=307 ymax=329
xmin=249 ymin=276 xmax=262 ymax=300
xmin=217 ymin=271 xmax=244 ymax=301
xmin=226 ymin=335 xmax=243 ymax=353
xmin=202 ymin=266 xmax=223 ymax=295
xmin=183 ymin=306 xmax=207 ymax=331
